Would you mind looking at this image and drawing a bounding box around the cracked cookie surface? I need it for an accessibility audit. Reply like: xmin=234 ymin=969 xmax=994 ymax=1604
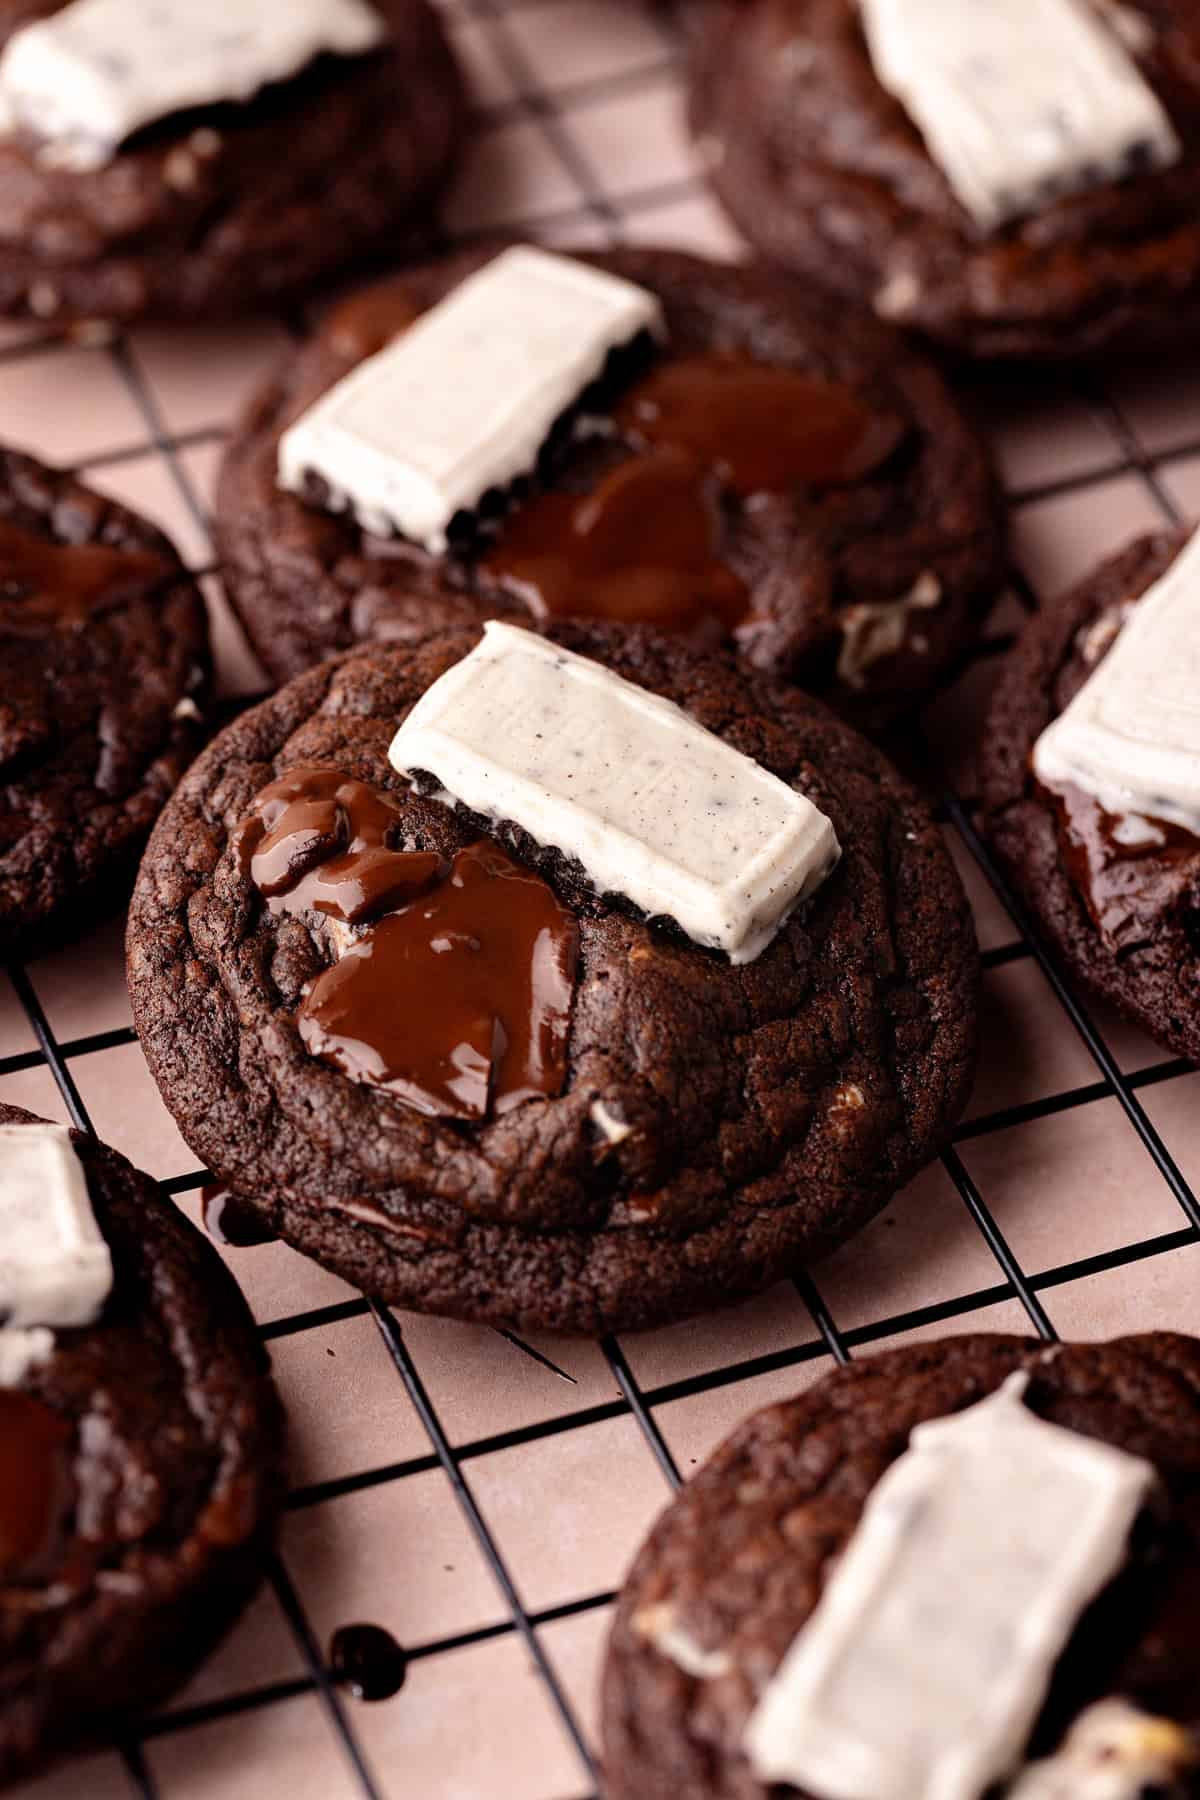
xmin=127 ymin=621 xmax=978 ymax=1334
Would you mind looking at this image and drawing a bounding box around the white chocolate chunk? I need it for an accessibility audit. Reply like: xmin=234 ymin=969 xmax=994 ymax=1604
xmin=1034 ymin=526 xmax=1200 ymax=830
xmin=278 ymin=247 xmax=665 ymax=553
xmin=1010 ymin=1700 xmax=1199 ymax=1799
xmin=836 ymin=570 xmax=941 ymax=690
xmin=0 ymin=1123 xmax=112 ymax=1329
xmin=0 ymin=0 xmax=384 ymax=171
xmin=388 ymin=622 xmax=839 ymax=963
xmin=857 ymin=0 xmax=1179 ymax=231
xmin=743 ymin=1372 xmax=1155 ymax=1800
xmin=0 ymin=1326 xmax=53 ymax=1387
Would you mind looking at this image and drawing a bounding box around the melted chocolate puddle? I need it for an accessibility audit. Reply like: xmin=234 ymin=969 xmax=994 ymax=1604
xmin=235 ymin=768 xmax=579 ymax=1122
xmin=0 ymin=518 xmax=173 ymax=633
xmin=1043 ymin=778 xmax=1200 ymax=954
xmin=299 ymin=839 xmax=578 ymax=1121
xmin=330 ymin=1623 xmax=408 ymax=1701
xmin=612 ymin=350 xmax=904 ymax=492
xmin=482 ymin=349 xmax=903 ymax=636
xmin=0 ymin=1389 xmax=72 ymax=1580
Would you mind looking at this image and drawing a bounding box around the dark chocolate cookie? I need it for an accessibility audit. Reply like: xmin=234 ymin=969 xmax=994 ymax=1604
xmin=126 ymin=621 xmax=978 ymax=1335
xmin=214 ymin=245 xmax=1003 ymax=731
xmin=980 ymin=529 xmax=1200 ymax=1062
xmin=0 ymin=444 xmax=211 ymax=959
xmin=602 ymin=1332 xmax=1200 ymax=1800
xmin=0 ymin=1103 xmax=283 ymax=1786
xmin=0 ymin=0 xmax=465 ymax=325
xmin=688 ymin=0 xmax=1200 ymax=360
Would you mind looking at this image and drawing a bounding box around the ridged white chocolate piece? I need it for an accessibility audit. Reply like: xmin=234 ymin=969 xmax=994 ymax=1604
xmin=0 ymin=0 xmax=384 ymax=170
xmin=388 ymin=621 xmax=839 ymax=963
xmin=0 ymin=1122 xmax=112 ymax=1329
xmin=744 ymin=1372 xmax=1155 ymax=1800
xmin=278 ymin=247 xmax=665 ymax=553
xmin=1034 ymin=525 xmax=1200 ymax=830
xmin=858 ymin=0 xmax=1178 ymax=230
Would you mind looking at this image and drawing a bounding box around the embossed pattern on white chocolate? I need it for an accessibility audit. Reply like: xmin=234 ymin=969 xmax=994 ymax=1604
xmin=278 ymin=247 xmax=665 ymax=553
xmin=857 ymin=0 xmax=1179 ymax=230
xmin=388 ymin=622 xmax=840 ymax=963
xmin=744 ymin=1373 xmax=1156 ymax=1800
xmin=1034 ymin=526 xmax=1200 ymax=830
xmin=0 ymin=1122 xmax=112 ymax=1329
xmin=0 ymin=0 xmax=384 ymax=170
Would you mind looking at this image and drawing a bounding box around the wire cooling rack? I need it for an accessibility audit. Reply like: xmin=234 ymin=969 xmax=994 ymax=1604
xmin=5 ymin=2 xmax=1200 ymax=1795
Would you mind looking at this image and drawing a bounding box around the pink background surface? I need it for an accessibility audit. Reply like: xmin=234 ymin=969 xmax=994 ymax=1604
xmin=5 ymin=2 xmax=1200 ymax=1795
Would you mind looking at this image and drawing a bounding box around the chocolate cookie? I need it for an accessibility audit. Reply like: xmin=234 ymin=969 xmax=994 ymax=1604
xmin=0 ymin=1103 xmax=283 ymax=1786
xmin=0 ymin=444 xmax=210 ymax=959
xmin=0 ymin=0 xmax=464 ymax=325
xmin=602 ymin=1332 xmax=1200 ymax=1800
xmin=980 ymin=529 xmax=1200 ymax=1062
xmin=214 ymin=245 xmax=1003 ymax=730
xmin=688 ymin=0 xmax=1200 ymax=360
xmin=126 ymin=621 xmax=977 ymax=1335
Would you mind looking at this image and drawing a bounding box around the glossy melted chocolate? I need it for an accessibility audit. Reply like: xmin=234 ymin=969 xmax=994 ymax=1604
xmin=1045 ymin=778 xmax=1200 ymax=954
xmin=482 ymin=349 xmax=902 ymax=635
xmin=611 ymin=350 xmax=905 ymax=493
xmin=0 ymin=1389 xmax=71 ymax=1579
xmin=236 ymin=768 xmax=578 ymax=1121
xmin=479 ymin=447 xmax=747 ymax=639
xmin=234 ymin=767 xmax=446 ymax=927
xmin=300 ymin=838 xmax=578 ymax=1121
xmin=0 ymin=518 xmax=173 ymax=632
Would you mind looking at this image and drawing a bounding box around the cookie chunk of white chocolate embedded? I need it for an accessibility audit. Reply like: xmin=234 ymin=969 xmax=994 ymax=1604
xmin=0 ymin=1121 xmax=112 ymax=1329
xmin=0 ymin=0 xmax=384 ymax=171
xmin=1033 ymin=527 xmax=1200 ymax=831
xmin=278 ymin=247 xmax=666 ymax=553
xmin=388 ymin=622 xmax=840 ymax=963
xmin=743 ymin=1372 xmax=1156 ymax=1800
xmin=858 ymin=0 xmax=1179 ymax=231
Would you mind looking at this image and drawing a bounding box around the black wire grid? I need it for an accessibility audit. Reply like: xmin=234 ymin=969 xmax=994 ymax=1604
xmin=3 ymin=2 xmax=1200 ymax=1794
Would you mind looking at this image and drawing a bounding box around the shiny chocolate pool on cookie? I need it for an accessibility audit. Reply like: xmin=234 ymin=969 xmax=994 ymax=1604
xmin=128 ymin=620 xmax=977 ymax=1335
xmin=216 ymin=245 xmax=1002 ymax=730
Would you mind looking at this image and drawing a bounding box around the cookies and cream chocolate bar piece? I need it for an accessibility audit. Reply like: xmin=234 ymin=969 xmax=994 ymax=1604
xmin=278 ymin=247 xmax=665 ymax=553
xmin=857 ymin=0 xmax=1179 ymax=231
xmin=0 ymin=0 xmax=384 ymax=170
xmin=1034 ymin=526 xmax=1200 ymax=830
xmin=744 ymin=1372 xmax=1155 ymax=1800
xmin=388 ymin=621 xmax=839 ymax=963
xmin=0 ymin=1122 xmax=112 ymax=1329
